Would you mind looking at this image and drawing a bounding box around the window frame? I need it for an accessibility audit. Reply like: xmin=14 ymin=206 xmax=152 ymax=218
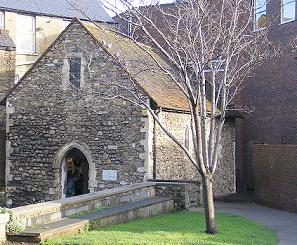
xmin=0 ymin=11 xmax=4 ymax=29
xmin=185 ymin=126 xmax=190 ymax=150
xmin=281 ymin=0 xmax=296 ymax=24
xmin=16 ymin=14 xmax=36 ymax=54
xmin=253 ymin=0 xmax=268 ymax=31
xmin=127 ymin=17 xmax=132 ymax=37
xmin=69 ymin=57 xmax=82 ymax=89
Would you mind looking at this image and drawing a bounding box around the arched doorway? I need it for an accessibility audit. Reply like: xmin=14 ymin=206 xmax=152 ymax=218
xmin=61 ymin=148 xmax=90 ymax=198
xmin=54 ymin=141 xmax=97 ymax=199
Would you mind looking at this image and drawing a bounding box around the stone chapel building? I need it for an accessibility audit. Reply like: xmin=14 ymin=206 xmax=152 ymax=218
xmin=0 ymin=19 xmax=237 ymax=207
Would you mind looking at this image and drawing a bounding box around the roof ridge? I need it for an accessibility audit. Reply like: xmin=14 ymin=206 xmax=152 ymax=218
xmin=80 ymin=20 xmax=164 ymax=60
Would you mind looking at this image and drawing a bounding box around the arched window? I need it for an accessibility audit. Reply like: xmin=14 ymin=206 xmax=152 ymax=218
xmin=127 ymin=17 xmax=132 ymax=37
xmin=185 ymin=126 xmax=190 ymax=150
xmin=69 ymin=58 xmax=81 ymax=88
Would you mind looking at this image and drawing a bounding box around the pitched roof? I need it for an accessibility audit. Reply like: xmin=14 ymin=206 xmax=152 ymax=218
xmin=0 ymin=0 xmax=113 ymax=22
xmin=81 ymin=21 xmax=211 ymax=111
xmin=1 ymin=18 xmax=211 ymax=112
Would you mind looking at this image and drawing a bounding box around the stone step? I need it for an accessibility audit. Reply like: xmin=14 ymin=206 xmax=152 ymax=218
xmin=11 ymin=182 xmax=156 ymax=227
xmin=7 ymin=196 xmax=175 ymax=243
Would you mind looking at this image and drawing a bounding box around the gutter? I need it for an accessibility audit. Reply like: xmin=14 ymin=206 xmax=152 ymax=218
xmin=0 ymin=7 xmax=115 ymax=24
xmin=16 ymin=61 xmax=36 ymax=66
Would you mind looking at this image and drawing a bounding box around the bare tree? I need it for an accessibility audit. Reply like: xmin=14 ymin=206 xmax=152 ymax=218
xmin=66 ymin=0 xmax=278 ymax=234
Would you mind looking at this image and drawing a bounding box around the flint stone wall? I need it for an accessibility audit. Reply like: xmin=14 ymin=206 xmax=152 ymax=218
xmin=0 ymin=49 xmax=16 ymax=100
xmin=6 ymin=22 xmax=147 ymax=207
xmin=0 ymin=108 xmax=6 ymax=189
xmin=4 ymin=21 xmax=236 ymax=206
xmin=154 ymin=182 xmax=200 ymax=208
xmin=155 ymin=111 xmax=236 ymax=197
xmin=0 ymin=190 xmax=5 ymax=207
xmin=0 ymin=48 xmax=16 ymax=189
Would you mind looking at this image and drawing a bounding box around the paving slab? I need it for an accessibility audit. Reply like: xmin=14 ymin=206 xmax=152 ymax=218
xmin=215 ymin=202 xmax=297 ymax=245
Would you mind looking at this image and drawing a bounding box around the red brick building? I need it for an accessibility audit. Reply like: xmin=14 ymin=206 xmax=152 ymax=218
xmin=237 ymin=0 xmax=297 ymax=192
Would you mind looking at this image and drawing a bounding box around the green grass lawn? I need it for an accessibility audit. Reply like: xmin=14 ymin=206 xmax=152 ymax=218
xmin=45 ymin=211 xmax=277 ymax=245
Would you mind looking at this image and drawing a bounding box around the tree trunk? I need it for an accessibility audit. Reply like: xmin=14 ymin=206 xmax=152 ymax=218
xmin=202 ymin=175 xmax=217 ymax=234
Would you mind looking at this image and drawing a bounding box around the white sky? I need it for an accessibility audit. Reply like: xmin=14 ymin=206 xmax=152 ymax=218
xmin=102 ymin=0 xmax=175 ymax=16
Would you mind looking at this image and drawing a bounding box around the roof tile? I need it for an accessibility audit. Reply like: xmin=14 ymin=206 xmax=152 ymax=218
xmin=82 ymin=21 xmax=210 ymax=111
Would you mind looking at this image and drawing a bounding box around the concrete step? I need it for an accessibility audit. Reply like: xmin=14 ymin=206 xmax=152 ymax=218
xmin=7 ymin=196 xmax=175 ymax=243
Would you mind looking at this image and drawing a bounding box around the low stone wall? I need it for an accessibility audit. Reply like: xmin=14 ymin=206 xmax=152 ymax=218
xmin=0 ymin=191 xmax=5 ymax=207
xmin=11 ymin=183 xmax=156 ymax=227
xmin=88 ymin=198 xmax=175 ymax=230
xmin=8 ymin=181 xmax=199 ymax=232
xmin=253 ymin=144 xmax=297 ymax=213
xmin=0 ymin=213 xmax=9 ymax=242
xmin=153 ymin=181 xmax=200 ymax=209
xmin=0 ymin=181 xmax=201 ymax=243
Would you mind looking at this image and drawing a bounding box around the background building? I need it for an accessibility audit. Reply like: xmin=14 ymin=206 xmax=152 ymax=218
xmin=236 ymin=0 xmax=297 ymax=212
xmin=0 ymin=0 xmax=113 ymax=80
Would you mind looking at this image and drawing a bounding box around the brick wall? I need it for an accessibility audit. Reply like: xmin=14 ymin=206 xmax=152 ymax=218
xmin=253 ymin=144 xmax=297 ymax=213
xmin=236 ymin=0 xmax=297 ymax=191
xmin=237 ymin=51 xmax=297 ymax=191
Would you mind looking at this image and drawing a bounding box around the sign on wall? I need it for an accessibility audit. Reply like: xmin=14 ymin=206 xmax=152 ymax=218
xmin=102 ymin=170 xmax=118 ymax=181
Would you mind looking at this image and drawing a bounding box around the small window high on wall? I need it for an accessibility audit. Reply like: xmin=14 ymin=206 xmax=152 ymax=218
xmin=0 ymin=12 xmax=4 ymax=29
xmin=281 ymin=0 xmax=296 ymax=24
xmin=254 ymin=0 xmax=267 ymax=31
xmin=127 ymin=17 xmax=132 ymax=37
xmin=16 ymin=14 xmax=35 ymax=54
xmin=69 ymin=58 xmax=81 ymax=88
xmin=185 ymin=126 xmax=190 ymax=150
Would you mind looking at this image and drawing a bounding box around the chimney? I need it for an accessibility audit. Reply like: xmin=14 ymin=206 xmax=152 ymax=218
xmin=0 ymin=29 xmax=16 ymax=100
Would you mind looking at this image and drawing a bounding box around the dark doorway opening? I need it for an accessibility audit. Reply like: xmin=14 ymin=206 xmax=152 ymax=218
xmin=62 ymin=148 xmax=89 ymax=198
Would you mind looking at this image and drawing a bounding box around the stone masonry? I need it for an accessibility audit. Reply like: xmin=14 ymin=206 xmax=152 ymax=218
xmin=155 ymin=111 xmax=197 ymax=181
xmin=0 ymin=108 xmax=6 ymax=188
xmin=155 ymin=111 xmax=236 ymax=197
xmin=5 ymin=22 xmax=147 ymax=207
xmin=2 ymin=20 xmax=237 ymax=207
xmin=0 ymin=30 xmax=16 ymax=190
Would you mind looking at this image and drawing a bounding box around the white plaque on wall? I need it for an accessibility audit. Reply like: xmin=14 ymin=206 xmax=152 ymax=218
xmin=102 ymin=170 xmax=118 ymax=181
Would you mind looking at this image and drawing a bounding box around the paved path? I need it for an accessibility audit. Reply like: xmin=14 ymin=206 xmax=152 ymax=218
xmin=215 ymin=202 xmax=297 ymax=245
